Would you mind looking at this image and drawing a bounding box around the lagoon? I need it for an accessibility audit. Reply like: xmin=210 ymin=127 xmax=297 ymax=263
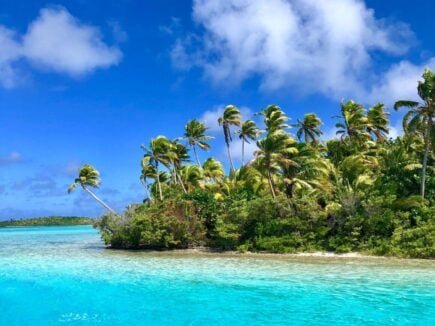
xmin=0 ymin=225 xmax=434 ymax=325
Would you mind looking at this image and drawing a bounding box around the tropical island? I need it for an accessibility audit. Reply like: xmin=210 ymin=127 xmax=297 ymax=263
xmin=68 ymin=69 xmax=434 ymax=259
xmin=0 ymin=216 xmax=94 ymax=227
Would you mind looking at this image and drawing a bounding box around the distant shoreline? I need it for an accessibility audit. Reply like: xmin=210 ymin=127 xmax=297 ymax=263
xmin=0 ymin=216 xmax=94 ymax=228
xmin=0 ymin=224 xmax=93 ymax=228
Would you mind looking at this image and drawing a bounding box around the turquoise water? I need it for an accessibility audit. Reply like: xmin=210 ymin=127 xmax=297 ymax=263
xmin=0 ymin=226 xmax=434 ymax=325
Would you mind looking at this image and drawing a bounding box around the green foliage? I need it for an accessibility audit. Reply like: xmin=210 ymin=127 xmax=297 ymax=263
xmin=87 ymin=69 xmax=435 ymax=259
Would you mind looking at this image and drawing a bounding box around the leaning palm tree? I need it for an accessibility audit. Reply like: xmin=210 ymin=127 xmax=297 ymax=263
xmin=218 ymin=105 xmax=241 ymax=171
xmin=68 ymin=164 xmax=116 ymax=214
xmin=294 ymin=113 xmax=323 ymax=145
xmin=254 ymin=131 xmax=298 ymax=198
xmin=141 ymin=136 xmax=174 ymax=200
xmin=238 ymin=119 xmax=260 ymax=166
xmin=367 ymin=103 xmax=390 ymax=142
xmin=184 ymin=119 xmax=213 ymax=166
xmin=394 ymin=68 xmax=434 ymax=198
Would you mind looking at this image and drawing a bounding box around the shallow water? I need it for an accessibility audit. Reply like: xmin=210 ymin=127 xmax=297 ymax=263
xmin=0 ymin=226 xmax=434 ymax=325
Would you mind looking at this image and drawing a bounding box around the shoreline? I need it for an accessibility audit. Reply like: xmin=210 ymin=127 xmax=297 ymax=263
xmin=109 ymin=247 xmax=435 ymax=262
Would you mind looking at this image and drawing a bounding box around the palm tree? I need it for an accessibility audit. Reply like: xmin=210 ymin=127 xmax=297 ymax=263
xmin=367 ymin=103 xmax=389 ymax=142
xmin=218 ymin=105 xmax=241 ymax=171
xmin=282 ymin=145 xmax=331 ymax=198
xmin=238 ymin=120 xmax=260 ymax=166
xmin=179 ymin=165 xmax=204 ymax=192
xmin=294 ymin=113 xmax=323 ymax=145
xmin=254 ymin=131 xmax=298 ymax=198
xmin=141 ymin=136 xmax=174 ymax=200
xmin=203 ymin=158 xmax=225 ymax=182
xmin=140 ymin=158 xmax=157 ymax=200
xmin=184 ymin=119 xmax=213 ymax=167
xmin=68 ymin=164 xmax=116 ymax=214
xmin=170 ymin=139 xmax=189 ymax=193
xmin=394 ymin=68 xmax=434 ymax=198
xmin=335 ymin=100 xmax=370 ymax=142
xmin=258 ymin=104 xmax=289 ymax=133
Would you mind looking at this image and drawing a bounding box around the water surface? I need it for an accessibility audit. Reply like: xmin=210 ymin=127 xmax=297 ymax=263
xmin=0 ymin=225 xmax=434 ymax=325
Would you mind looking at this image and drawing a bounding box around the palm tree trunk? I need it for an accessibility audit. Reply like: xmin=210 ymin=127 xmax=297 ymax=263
xmin=267 ymin=170 xmax=276 ymax=199
xmin=176 ymin=171 xmax=187 ymax=193
xmin=192 ymin=145 xmax=201 ymax=167
xmin=141 ymin=178 xmax=151 ymax=200
xmin=421 ymin=115 xmax=432 ymax=198
xmin=83 ymin=187 xmax=116 ymax=214
xmin=241 ymin=139 xmax=245 ymax=166
xmin=171 ymin=167 xmax=177 ymax=185
xmin=156 ymin=163 xmax=163 ymax=200
xmin=226 ymin=141 xmax=235 ymax=171
xmin=285 ymin=182 xmax=294 ymax=199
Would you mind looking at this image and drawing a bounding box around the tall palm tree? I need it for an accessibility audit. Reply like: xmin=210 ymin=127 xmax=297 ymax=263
xmin=258 ymin=104 xmax=289 ymax=133
xmin=184 ymin=119 xmax=213 ymax=166
xmin=254 ymin=131 xmax=298 ymax=198
xmin=238 ymin=120 xmax=260 ymax=166
xmin=335 ymin=100 xmax=370 ymax=142
xmin=68 ymin=164 xmax=116 ymax=214
xmin=218 ymin=105 xmax=241 ymax=171
xmin=394 ymin=68 xmax=434 ymax=198
xmin=367 ymin=103 xmax=389 ymax=142
xmin=141 ymin=136 xmax=174 ymax=200
xmin=294 ymin=113 xmax=323 ymax=145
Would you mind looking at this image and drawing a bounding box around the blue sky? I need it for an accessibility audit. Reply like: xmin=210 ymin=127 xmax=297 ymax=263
xmin=0 ymin=0 xmax=434 ymax=219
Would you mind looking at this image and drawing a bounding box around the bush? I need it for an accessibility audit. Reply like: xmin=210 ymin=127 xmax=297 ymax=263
xmin=96 ymin=191 xmax=435 ymax=259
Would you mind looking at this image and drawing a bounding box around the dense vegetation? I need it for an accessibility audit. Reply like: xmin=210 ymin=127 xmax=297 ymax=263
xmin=72 ymin=69 xmax=434 ymax=259
xmin=0 ymin=216 xmax=94 ymax=227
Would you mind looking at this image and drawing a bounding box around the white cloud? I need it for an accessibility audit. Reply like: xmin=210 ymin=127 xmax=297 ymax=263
xmin=22 ymin=8 xmax=121 ymax=76
xmin=366 ymin=58 xmax=435 ymax=105
xmin=228 ymin=137 xmax=257 ymax=163
xmin=0 ymin=7 xmax=122 ymax=87
xmin=0 ymin=27 xmax=22 ymax=88
xmin=173 ymin=0 xmax=414 ymax=98
xmin=200 ymin=105 xmax=253 ymax=133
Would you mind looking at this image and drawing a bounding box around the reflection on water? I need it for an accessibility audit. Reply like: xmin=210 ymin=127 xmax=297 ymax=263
xmin=0 ymin=225 xmax=434 ymax=325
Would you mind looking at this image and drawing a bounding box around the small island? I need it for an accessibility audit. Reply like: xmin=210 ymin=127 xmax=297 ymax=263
xmin=65 ymin=69 xmax=434 ymax=260
xmin=0 ymin=216 xmax=94 ymax=227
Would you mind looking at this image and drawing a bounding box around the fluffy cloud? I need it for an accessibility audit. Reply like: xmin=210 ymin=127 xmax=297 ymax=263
xmin=366 ymin=58 xmax=435 ymax=105
xmin=173 ymin=0 xmax=415 ymax=98
xmin=0 ymin=7 xmax=122 ymax=87
xmin=22 ymin=8 xmax=122 ymax=75
xmin=0 ymin=27 xmax=22 ymax=88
